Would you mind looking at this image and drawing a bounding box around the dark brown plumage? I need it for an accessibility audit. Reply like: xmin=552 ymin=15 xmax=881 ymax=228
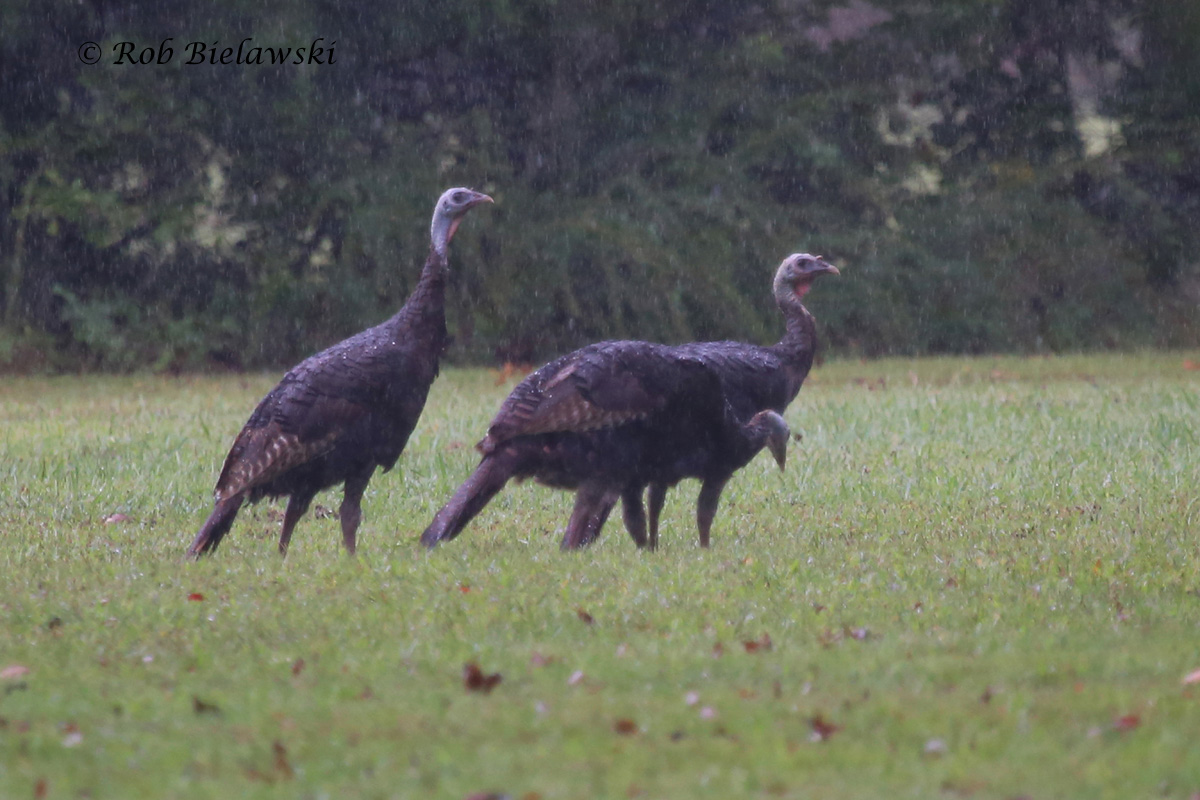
xmin=641 ymin=252 xmax=838 ymax=546
xmin=187 ymin=187 xmax=492 ymax=558
xmin=419 ymin=338 xmax=792 ymax=551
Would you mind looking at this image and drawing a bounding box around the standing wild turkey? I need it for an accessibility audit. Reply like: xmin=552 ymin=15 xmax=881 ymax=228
xmin=419 ymin=340 xmax=791 ymax=550
xmin=187 ymin=187 xmax=492 ymax=558
xmin=641 ymin=252 xmax=838 ymax=546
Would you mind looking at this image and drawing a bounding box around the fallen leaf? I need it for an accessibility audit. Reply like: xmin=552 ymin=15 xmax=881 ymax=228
xmin=1112 ymin=714 xmax=1140 ymax=732
xmin=0 ymin=665 xmax=30 ymax=680
xmin=711 ymin=642 xmax=725 ymax=658
xmin=742 ymin=633 xmax=773 ymax=653
xmin=576 ymin=608 xmax=595 ymax=625
xmin=192 ymin=696 xmax=221 ymax=715
xmin=273 ymin=740 xmax=294 ymax=779
xmin=613 ymin=718 xmax=638 ymax=736
xmin=944 ymin=577 xmax=959 ymax=588
xmin=291 ymin=658 xmax=305 ymax=676
xmin=463 ymin=662 xmax=502 ymax=694
xmin=817 ymin=628 xmax=841 ymax=648
xmin=1182 ymin=668 xmax=1200 ymax=686
xmin=809 ymin=713 xmax=840 ymax=742
xmin=187 ymin=592 xmax=205 ymax=602
xmin=34 ymin=779 xmax=47 ymax=799
xmin=458 ymin=584 xmax=471 ymax=593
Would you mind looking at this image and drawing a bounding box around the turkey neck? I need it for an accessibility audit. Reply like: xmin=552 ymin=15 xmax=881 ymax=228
xmin=770 ymin=295 xmax=818 ymax=393
xmin=384 ymin=245 xmax=449 ymax=347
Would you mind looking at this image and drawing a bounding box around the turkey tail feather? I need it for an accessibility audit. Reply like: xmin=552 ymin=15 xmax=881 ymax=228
xmin=421 ymin=451 xmax=518 ymax=547
xmin=187 ymin=495 xmax=245 ymax=558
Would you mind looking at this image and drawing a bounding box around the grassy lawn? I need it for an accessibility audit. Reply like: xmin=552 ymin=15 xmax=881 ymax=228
xmin=2 ymin=352 xmax=1199 ymax=799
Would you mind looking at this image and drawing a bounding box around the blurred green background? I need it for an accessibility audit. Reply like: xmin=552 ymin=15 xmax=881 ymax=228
xmin=1 ymin=0 xmax=1197 ymax=371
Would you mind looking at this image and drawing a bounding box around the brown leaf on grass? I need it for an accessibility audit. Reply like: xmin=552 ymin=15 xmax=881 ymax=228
xmin=809 ymin=713 xmax=840 ymax=742
xmin=613 ymin=718 xmax=638 ymax=736
xmin=1 ymin=665 xmax=30 ymax=680
xmin=463 ymin=662 xmax=502 ymax=694
xmin=817 ymin=628 xmax=841 ymax=648
xmin=944 ymin=577 xmax=959 ymax=588
xmin=312 ymin=504 xmax=338 ymax=520
xmin=192 ymin=696 xmax=221 ymax=715
xmin=273 ymin=740 xmax=294 ymax=779
xmin=711 ymin=642 xmax=725 ymax=658
xmin=291 ymin=658 xmax=305 ymax=677
xmin=34 ymin=778 xmax=47 ymax=799
xmin=187 ymin=592 xmax=205 ymax=602
xmin=742 ymin=633 xmax=773 ymax=653
xmin=576 ymin=608 xmax=595 ymax=625
xmin=1182 ymin=668 xmax=1200 ymax=686
xmin=1112 ymin=714 xmax=1140 ymax=732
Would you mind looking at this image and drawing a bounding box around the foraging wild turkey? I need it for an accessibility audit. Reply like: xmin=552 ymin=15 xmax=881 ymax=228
xmin=187 ymin=187 xmax=492 ymax=558
xmin=641 ymin=252 xmax=839 ymax=546
xmin=419 ymin=340 xmax=791 ymax=551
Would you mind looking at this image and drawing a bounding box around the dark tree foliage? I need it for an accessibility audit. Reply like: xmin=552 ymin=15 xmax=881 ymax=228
xmin=0 ymin=0 xmax=1196 ymax=371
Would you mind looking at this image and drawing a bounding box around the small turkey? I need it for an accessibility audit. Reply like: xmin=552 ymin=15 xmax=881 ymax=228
xmin=641 ymin=252 xmax=839 ymax=547
xmin=419 ymin=340 xmax=791 ymax=550
xmin=188 ymin=187 xmax=492 ymax=558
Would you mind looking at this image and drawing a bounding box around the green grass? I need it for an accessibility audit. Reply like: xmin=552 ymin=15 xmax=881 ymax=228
xmin=2 ymin=352 xmax=1199 ymax=799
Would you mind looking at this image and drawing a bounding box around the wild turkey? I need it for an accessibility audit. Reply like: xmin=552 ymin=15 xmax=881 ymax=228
xmin=187 ymin=187 xmax=492 ymax=558
xmin=419 ymin=340 xmax=790 ymax=550
xmin=641 ymin=252 xmax=839 ymax=546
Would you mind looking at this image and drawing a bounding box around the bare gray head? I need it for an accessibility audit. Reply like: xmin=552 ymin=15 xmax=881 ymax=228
xmin=771 ymin=253 xmax=839 ymax=307
xmin=430 ymin=187 xmax=493 ymax=256
xmin=749 ymin=409 xmax=790 ymax=470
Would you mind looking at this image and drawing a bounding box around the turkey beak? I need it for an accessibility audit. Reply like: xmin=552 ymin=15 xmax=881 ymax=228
xmin=469 ymin=192 xmax=494 ymax=209
xmin=769 ymin=436 xmax=787 ymax=471
xmin=806 ymin=256 xmax=839 ymax=277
